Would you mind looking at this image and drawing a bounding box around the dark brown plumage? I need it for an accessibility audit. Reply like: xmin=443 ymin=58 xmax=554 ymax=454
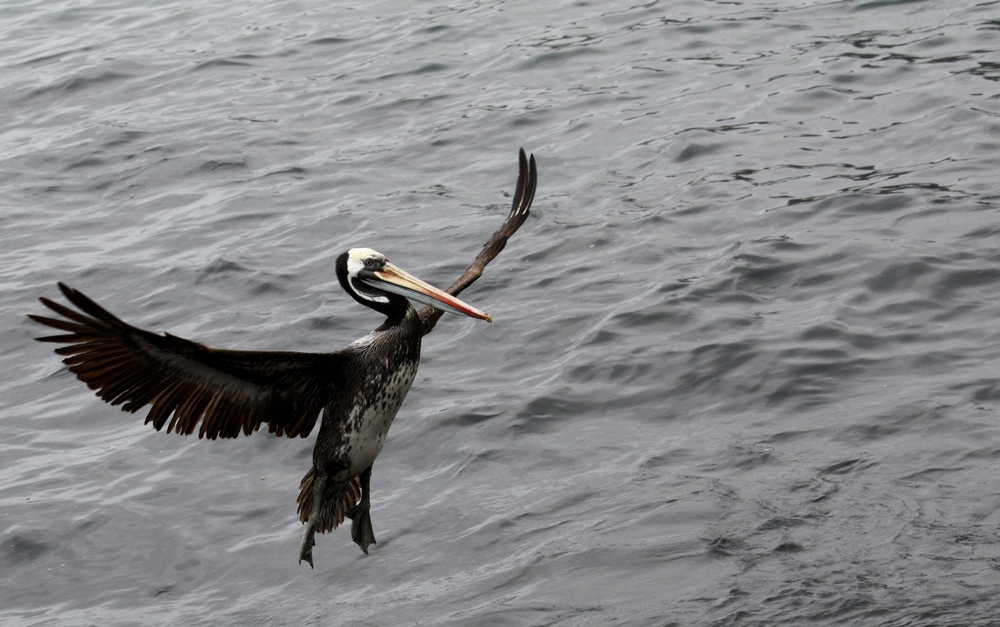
xmin=31 ymin=285 xmax=344 ymax=440
xmin=419 ymin=149 xmax=537 ymax=335
xmin=29 ymin=149 xmax=537 ymax=566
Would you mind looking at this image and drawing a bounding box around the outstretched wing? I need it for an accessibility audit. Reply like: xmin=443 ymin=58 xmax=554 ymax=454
xmin=418 ymin=148 xmax=538 ymax=335
xmin=29 ymin=283 xmax=350 ymax=440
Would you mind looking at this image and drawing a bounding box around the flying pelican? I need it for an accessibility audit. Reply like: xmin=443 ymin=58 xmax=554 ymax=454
xmin=29 ymin=149 xmax=537 ymax=567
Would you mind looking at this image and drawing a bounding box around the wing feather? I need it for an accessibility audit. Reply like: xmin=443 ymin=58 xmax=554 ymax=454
xmin=29 ymin=283 xmax=349 ymax=440
xmin=418 ymin=148 xmax=538 ymax=335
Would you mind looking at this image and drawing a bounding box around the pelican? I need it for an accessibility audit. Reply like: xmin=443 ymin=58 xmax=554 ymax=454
xmin=29 ymin=149 xmax=537 ymax=567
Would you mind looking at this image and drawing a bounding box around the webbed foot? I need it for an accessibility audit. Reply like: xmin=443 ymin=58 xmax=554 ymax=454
xmin=299 ymin=472 xmax=325 ymax=568
xmin=348 ymin=505 xmax=376 ymax=555
xmin=299 ymin=523 xmax=316 ymax=568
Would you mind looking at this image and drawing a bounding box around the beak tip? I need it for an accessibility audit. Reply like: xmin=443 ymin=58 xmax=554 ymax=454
xmin=484 ymin=314 xmax=493 ymax=323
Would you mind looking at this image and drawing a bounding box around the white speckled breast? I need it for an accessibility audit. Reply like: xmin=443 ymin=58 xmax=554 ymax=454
xmin=339 ymin=359 xmax=419 ymax=478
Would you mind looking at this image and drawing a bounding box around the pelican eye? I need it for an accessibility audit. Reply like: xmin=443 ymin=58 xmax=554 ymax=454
xmin=364 ymin=258 xmax=376 ymax=268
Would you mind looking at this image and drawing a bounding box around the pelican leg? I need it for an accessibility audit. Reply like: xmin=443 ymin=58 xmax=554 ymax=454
xmin=347 ymin=466 xmax=376 ymax=555
xmin=298 ymin=473 xmax=327 ymax=568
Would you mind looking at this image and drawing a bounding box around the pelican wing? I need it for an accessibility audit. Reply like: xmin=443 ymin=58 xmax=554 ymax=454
xmin=29 ymin=283 xmax=348 ymax=440
xmin=419 ymin=148 xmax=537 ymax=335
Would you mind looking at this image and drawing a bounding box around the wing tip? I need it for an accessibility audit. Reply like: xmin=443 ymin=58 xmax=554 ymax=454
xmin=57 ymin=282 xmax=75 ymax=300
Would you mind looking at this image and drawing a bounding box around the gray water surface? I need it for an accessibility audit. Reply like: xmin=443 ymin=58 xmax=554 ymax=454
xmin=3 ymin=1 xmax=1000 ymax=625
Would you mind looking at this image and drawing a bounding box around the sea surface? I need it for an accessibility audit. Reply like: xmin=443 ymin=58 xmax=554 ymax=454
xmin=3 ymin=0 xmax=1000 ymax=625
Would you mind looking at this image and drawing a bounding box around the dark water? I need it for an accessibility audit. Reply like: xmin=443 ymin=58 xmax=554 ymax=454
xmin=3 ymin=0 xmax=1000 ymax=624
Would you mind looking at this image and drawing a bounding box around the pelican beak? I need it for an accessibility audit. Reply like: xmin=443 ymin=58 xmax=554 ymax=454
xmin=362 ymin=262 xmax=492 ymax=322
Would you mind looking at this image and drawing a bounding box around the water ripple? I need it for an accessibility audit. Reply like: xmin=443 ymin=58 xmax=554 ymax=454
xmin=2 ymin=0 xmax=1000 ymax=625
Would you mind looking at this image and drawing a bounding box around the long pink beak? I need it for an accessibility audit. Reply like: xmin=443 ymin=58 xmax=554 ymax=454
xmin=363 ymin=262 xmax=492 ymax=322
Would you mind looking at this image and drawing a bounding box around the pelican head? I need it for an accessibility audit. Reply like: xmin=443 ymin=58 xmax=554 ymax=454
xmin=337 ymin=248 xmax=491 ymax=322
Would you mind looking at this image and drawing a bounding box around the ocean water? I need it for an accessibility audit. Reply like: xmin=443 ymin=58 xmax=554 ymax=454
xmin=3 ymin=0 xmax=1000 ymax=624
